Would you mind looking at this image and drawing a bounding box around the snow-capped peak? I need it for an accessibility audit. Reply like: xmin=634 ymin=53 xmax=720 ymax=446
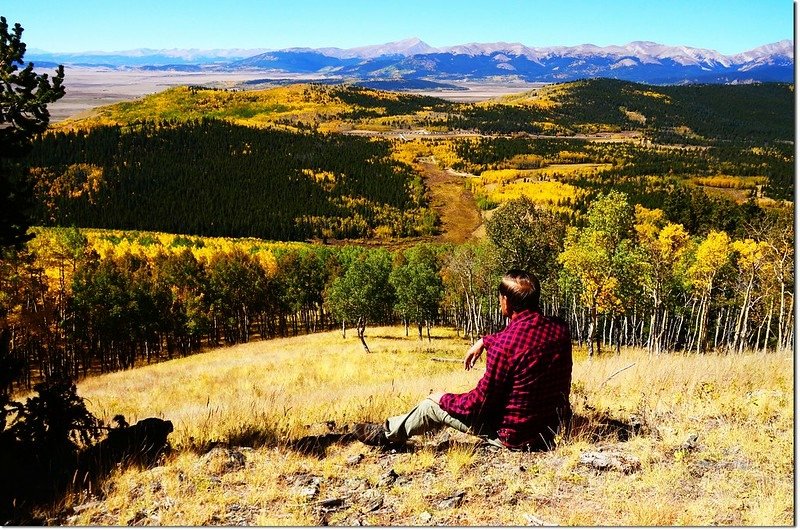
xmin=732 ymin=39 xmax=794 ymax=63
xmin=314 ymin=38 xmax=439 ymax=59
xmin=444 ymin=42 xmax=530 ymax=57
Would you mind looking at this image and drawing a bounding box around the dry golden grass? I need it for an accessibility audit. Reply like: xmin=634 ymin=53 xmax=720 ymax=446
xmin=58 ymin=327 xmax=793 ymax=526
xmin=414 ymin=162 xmax=482 ymax=244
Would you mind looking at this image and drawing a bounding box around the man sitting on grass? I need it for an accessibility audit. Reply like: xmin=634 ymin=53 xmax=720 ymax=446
xmin=354 ymin=269 xmax=572 ymax=452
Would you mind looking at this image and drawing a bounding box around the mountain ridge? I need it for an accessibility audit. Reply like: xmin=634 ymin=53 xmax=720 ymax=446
xmin=27 ymin=38 xmax=794 ymax=84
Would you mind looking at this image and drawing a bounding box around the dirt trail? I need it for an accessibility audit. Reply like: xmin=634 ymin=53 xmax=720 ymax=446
xmin=417 ymin=162 xmax=482 ymax=244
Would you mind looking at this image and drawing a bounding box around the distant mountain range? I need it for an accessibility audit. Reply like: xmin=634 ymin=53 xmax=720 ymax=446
xmin=28 ymin=38 xmax=794 ymax=84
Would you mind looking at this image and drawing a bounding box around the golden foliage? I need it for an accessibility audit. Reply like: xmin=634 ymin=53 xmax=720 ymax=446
xmin=468 ymin=163 xmax=597 ymax=214
xmin=31 ymin=163 xmax=104 ymax=218
xmin=633 ymin=205 xmax=666 ymax=241
xmin=693 ymin=175 xmax=767 ymax=190
xmin=389 ymin=139 xmax=462 ymax=169
xmin=28 ymin=227 xmax=310 ymax=275
xmin=688 ymin=231 xmax=731 ymax=293
xmin=622 ymin=108 xmax=647 ymax=124
xmin=731 ymin=239 xmax=770 ymax=273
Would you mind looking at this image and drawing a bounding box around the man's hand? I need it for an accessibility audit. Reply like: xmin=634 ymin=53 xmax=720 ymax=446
xmin=463 ymin=338 xmax=485 ymax=371
xmin=427 ymin=391 xmax=445 ymax=404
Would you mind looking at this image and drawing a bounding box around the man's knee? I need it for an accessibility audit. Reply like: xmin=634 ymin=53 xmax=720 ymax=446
xmin=418 ymin=397 xmax=436 ymax=413
xmin=420 ymin=397 xmax=450 ymax=419
xmin=415 ymin=398 xmax=448 ymax=425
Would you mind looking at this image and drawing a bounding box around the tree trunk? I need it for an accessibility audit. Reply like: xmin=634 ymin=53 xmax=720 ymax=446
xmin=624 ymin=313 xmax=630 ymax=347
xmin=682 ymin=298 xmax=696 ymax=353
xmin=721 ymin=306 xmax=734 ymax=352
xmin=732 ymin=273 xmax=754 ymax=354
xmin=572 ymin=297 xmax=582 ymax=347
xmin=713 ymin=309 xmax=723 ymax=351
xmin=695 ymin=295 xmax=709 ymax=354
xmin=658 ymin=307 xmax=670 ymax=354
xmin=738 ymin=292 xmax=752 ymax=354
xmin=781 ymin=292 xmax=794 ymax=351
xmin=357 ymin=317 xmax=370 ymax=353
xmin=648 ymin=306 xmax=657 ymax=355
xmin=762 ymin=301 xmax=773 ymax=354
xmin=777 ymin=281 xmax=786 ymax=350
xmin=754 ymin=312 xmax=765 ymax=355
xmin=587 ymin=303 xmax=597 ymax=357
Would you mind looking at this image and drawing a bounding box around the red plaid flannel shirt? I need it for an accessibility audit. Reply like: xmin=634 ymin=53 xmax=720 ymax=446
xmin=439 ymin=309 xmax=572 ymax=449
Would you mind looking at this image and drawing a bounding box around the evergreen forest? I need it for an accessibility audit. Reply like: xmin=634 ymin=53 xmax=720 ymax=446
xmin=26 ymin=119 xmax=434 ymax=241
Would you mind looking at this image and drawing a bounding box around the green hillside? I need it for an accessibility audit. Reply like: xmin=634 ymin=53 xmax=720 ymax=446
xmin=28 ymin=80 xmax=794 ymax=242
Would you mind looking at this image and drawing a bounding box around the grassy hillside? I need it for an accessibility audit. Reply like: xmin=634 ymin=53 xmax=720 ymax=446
xmin=48 ymin=327 xmax=793 ymax=526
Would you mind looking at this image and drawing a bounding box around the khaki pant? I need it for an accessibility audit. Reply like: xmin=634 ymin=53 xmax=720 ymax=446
xmin=385 ymin=397 xmax=505 ymax=448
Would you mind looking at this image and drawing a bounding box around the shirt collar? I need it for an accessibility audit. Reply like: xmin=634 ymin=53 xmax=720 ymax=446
xmin=511 ymin=308 xmax=538 ymax=321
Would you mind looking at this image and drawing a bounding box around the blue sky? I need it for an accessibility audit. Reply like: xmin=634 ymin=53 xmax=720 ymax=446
xmin=3 ymin=0 xmax=794 ymax=54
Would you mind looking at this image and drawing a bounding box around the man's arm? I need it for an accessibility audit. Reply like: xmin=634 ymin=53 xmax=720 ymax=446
xmin=439 ymin=342 xmax=511 ymax=419
xmin=428 ymin=338 xmax=484 ymax=404
xmin=463 ymin=338 xmax=485 ymax=370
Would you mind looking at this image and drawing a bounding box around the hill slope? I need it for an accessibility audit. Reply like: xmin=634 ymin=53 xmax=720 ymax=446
xmin=29 ymin=119 xmax=435 ymax=241
xmin=52 ymin=326 xmax=793 ymax=525
xmin=59 ymin=80 xmax=794 ymax=143
xmin=30 ymin=80 xmax=793 ymax=242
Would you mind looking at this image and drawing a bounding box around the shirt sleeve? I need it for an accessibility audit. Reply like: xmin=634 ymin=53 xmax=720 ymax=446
xmin=439 ymin=334 xmax=511 ymax=420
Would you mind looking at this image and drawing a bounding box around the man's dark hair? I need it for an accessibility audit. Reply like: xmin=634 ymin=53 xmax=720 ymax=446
xmin=498 ymin=269 xmax=540 ymax=313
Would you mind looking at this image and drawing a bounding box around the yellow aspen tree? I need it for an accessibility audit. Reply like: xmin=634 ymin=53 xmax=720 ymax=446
xmin=638 ymin=221 xmax=691 ymax=354
xmin=687 ymin=231 xmax=731 ymax=353
xmin=730 ymin=239 xmax=770 ymax=353
xmin=559 ymin=191 xmax=644 ymax=356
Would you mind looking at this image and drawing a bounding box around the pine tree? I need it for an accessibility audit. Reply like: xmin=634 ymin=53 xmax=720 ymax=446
xmin=0 ymin=17 xmax=65 ymax=249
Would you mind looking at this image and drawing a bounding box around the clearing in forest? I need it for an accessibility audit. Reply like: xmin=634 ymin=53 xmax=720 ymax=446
xmin=417 ymin=162 xmax=483 ymax=244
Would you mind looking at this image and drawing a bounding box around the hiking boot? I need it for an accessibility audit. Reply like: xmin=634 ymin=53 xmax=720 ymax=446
xmin=352 ymin=422 xmax=391 ymax=447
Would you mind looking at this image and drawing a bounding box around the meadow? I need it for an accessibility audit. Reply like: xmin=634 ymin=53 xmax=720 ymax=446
xmin=54 ymin=326 xmax=793 ymax=526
